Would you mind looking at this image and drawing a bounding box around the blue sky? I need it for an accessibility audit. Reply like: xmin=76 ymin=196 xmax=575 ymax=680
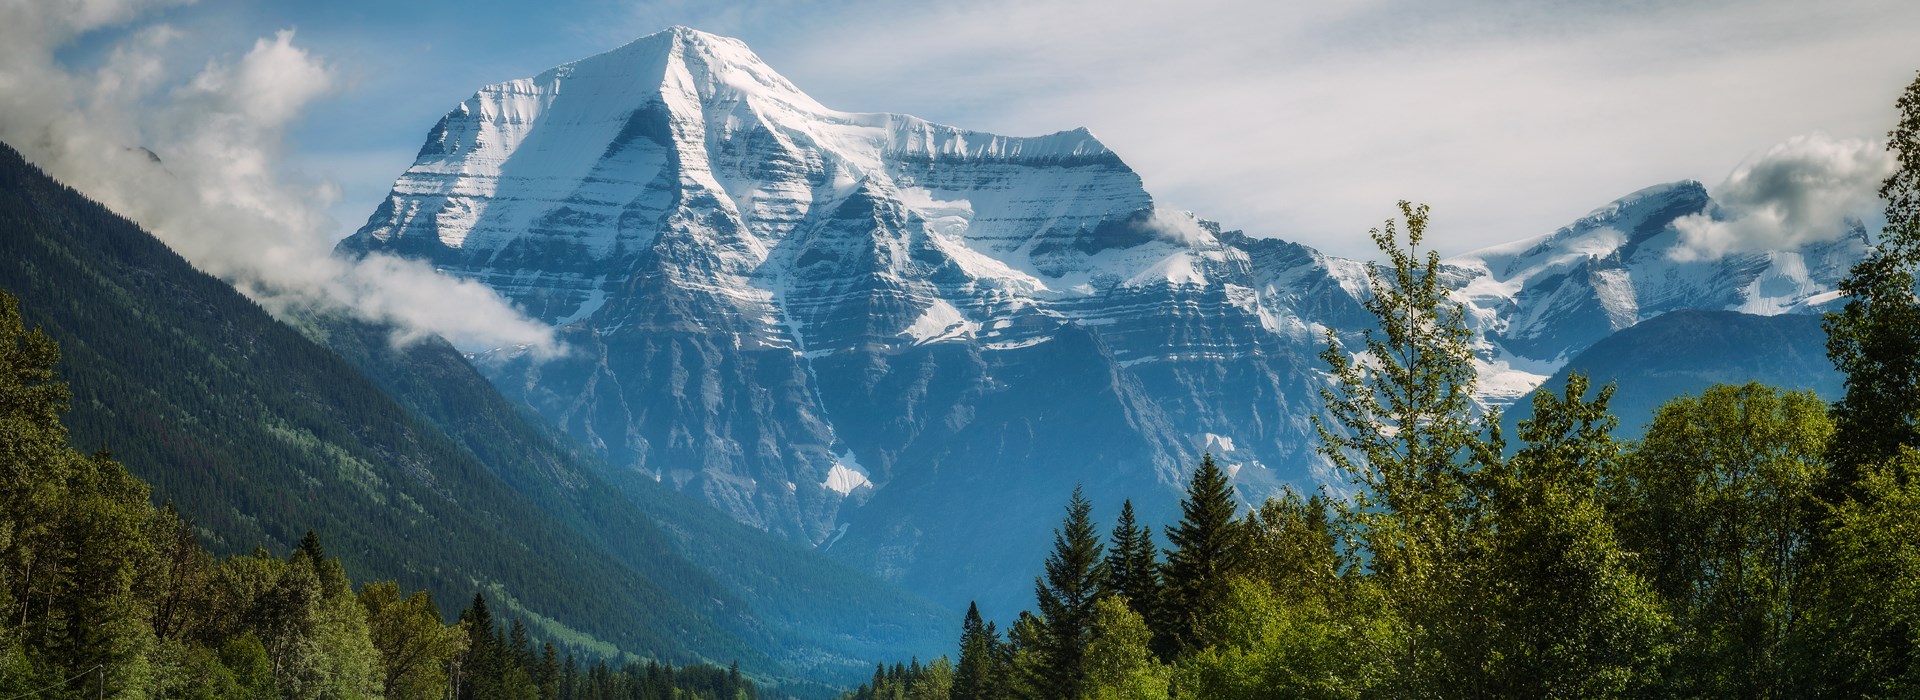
xmin=31 ymin=0 xmax=1920 ymax=260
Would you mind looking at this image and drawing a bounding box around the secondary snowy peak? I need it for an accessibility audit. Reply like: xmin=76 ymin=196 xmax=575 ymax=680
xmin=1447 ymin=179 xmax=1864 ymax=370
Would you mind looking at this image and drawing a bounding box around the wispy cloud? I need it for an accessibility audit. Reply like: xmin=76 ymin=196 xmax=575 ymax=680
xmin=0 ymin=1 xmax=559 ymax=356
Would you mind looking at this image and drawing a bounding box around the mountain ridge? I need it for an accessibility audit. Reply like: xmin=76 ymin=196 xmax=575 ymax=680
xmin=341 ymin=26 xmax=1866 ymax=616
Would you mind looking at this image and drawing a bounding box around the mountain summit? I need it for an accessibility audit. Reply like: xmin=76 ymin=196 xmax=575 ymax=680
xmin=341 ymin=27 xmax=1862 ymax=614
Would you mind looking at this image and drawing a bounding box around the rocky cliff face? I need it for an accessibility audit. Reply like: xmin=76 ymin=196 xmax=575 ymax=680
xmin=340 ymin=26 xmax=1864 ymax=612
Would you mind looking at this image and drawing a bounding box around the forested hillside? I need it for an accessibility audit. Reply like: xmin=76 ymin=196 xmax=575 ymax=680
xmin=0 ymin=140 xmax=750 ymax=665
xmin=0 ymin=289 xmax=760 ymax=698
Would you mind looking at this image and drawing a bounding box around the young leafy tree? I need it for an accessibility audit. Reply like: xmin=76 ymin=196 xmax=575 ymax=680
xmin=1313 ymin=201 xmax=1484 ymax=551
xmin=1311 ymin=201 xmax=1489 ymax=688
xmin=1243 ymin=490 xmax=1343 ymax=608
xmin=1082 ymin=596 xmax=1170 ymax=700
xmin=1793 ymin=448 xmax=1920 ymax=694
xmin=1479 ymin=374 xmax=1668 ymax=696
xmin=1103 ymin=499 xmax=1162 ymax=638
xmin=1609 ymin=383 xmax=1829 ymax=696
xmin=1825 ymin=70 xmax=1920 ymax=495
xmin=1034 ymin=486 xmax=1105 ymax=699
xmin=1159 ymin=453 xmax=1246 ymax=658
xmin=362 ymin=580 xmax=469 ymax=699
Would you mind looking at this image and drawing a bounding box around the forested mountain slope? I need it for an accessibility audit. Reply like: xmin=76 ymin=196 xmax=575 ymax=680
xmin=0 ymin=140 xmax=946 ymax=686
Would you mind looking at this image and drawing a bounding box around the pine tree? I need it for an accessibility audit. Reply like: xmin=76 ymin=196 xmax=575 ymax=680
xmin=1103 ymin=499 xmax=1162 ymax=640
xmin=560 ymin=654 xmax=578 ymax=700
xmin=952 ymin=602 xmax=1004 ymax=700
xmin=1159 ymin=453 xmax=1245 ymax=657
xmin=539 ymin=643 xmax=560 ymax=700
xmin=459 ymin=593 xmax=500 ymax=700
xmin=1003 ymin=611 xmax=1049 ymax=700
xmin=1034 ymin=486 xmax=1105 ymax=699
xmin=299 ymin=529 xmax=327 ymax=565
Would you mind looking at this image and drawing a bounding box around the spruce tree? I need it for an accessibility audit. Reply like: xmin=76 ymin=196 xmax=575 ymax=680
xmin=459 ymin=593 xmax=500 ymax=700
xmin=1160 ymin=453 xmax=1245 ymax=656
xmin=1103 ymin=499 xmax=1162 ymax=645
xmin=1033 ymin=486 xmax=1105 ymax=699
xmin=952 ymin=602 xmax=1004 ymax=700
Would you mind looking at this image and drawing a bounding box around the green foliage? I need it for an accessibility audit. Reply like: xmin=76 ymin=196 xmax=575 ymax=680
xmin=1033 ymin=486 xmax=1105 ymax=699
xmin=1793 ymin=448 xmax=1920 ymax=694
xmin=1242 ymin=490 xmax=1342 ymax=609
xmin=1173 ymin=578 xmax=1389 ymax=700
xmin=1101 ymin=500 xmax=1161 ymax=647
xmin=1477 ymin=375 xmax=1670 ymax=696
xmin=1825 ymin=70 xmax=1920 ymax=492
xmin=1609 ymin=383 xmax=1830 ymax=695
xmin=1158 ymin=454 xmax=1246 ymax=658
xmin=361 ymin=581 xmax=468 ymax=698
xmin=1082 ymin=597 xmax=1169 ymax=700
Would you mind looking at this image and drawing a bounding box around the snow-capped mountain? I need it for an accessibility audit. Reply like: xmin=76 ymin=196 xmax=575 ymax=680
xmin=340 ymin=27 xmax=1863 ymax=613
xmin=1449 ymin=181 xmax=1865 ymax=402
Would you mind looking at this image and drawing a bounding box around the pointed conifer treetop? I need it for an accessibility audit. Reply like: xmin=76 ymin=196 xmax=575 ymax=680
xmin=1104 ymin=499 xmax=1162 ymax=628
xmin=1160 ymin=453 xmax=1246 ymax=656
xmin=1034 ymin=485 xmax=1106 ymax=699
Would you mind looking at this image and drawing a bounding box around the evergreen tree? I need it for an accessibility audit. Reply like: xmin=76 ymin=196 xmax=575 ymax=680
xmin=560 ymin=654 xmax=578 ymax=700
xmin=1160 ymin=453 xmax=1246 ymax=657
xmin=952 ymin=602 xmax=1004 ymax=700
xmin=538 ymin=643 xmax=560 ymax=700
xmin=1003 ymin=611 xmax=1048 ymax=700
xmin=458 ymin=593 xmax=500 ymax=700
xmin=1103 ymin=500 xmax=1162 ymax=640
xmin=298 ymin=529 xmax=327 ymax=566
xmin=1825 ymin=70 xmax=1920 ymax=495
xmin=1033 ymin=486 xmax=1105 ymax=699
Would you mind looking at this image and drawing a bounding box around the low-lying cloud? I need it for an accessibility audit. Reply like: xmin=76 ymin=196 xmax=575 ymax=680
xmin=1672 ymin=133 xmax=1895 ymax=261
xmin=0 ymin=1 xmax=559 ymax=356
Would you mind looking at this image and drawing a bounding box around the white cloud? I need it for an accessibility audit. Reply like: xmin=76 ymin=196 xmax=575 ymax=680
xmin=1672 ymin=133 xmax=1893 ymax=261
xmin=0 ymin=2 xmax=559 ymax=356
